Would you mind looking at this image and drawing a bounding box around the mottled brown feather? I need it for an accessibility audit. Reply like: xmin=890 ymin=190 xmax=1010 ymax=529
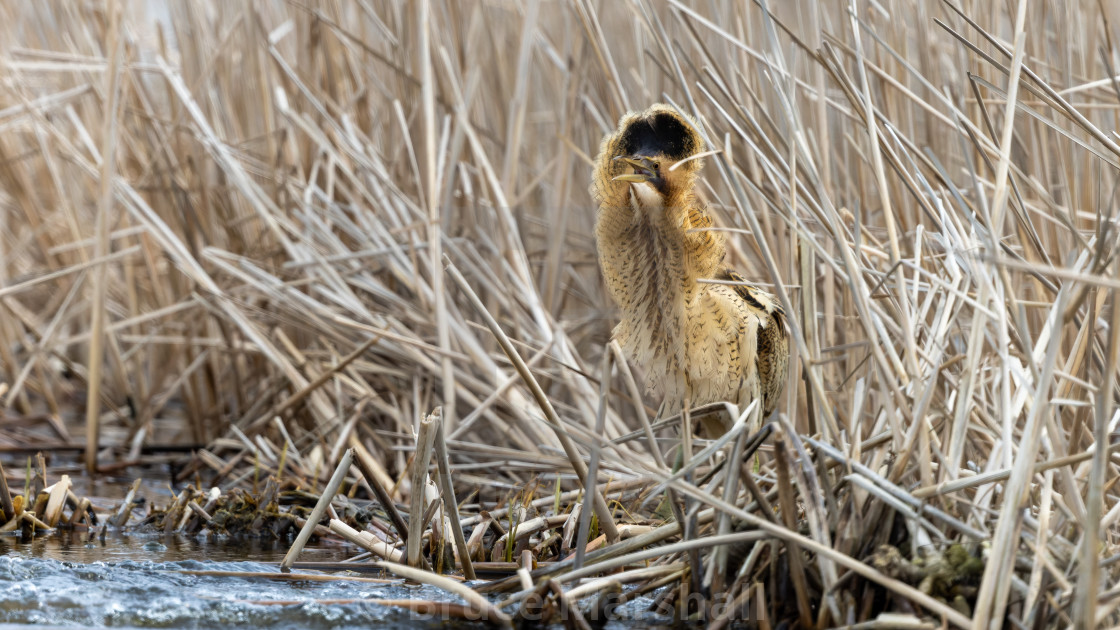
xmin=592 ymin=104 xmax=790 ymax=433
xmin=715 ymin=268 xmax=789 ymax=416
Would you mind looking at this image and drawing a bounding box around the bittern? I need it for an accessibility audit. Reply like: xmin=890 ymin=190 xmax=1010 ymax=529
xmin=592 ymin=104 xmax=789 ymax=435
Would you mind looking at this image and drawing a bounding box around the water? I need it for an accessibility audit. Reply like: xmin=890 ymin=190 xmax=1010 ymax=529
xmin=0 ymin=462 xmax=667 ymax=628
xmin=0 ymin=538 xmax=668 ymax=628
xmin=0 ymin=555 xmax=466 ymax=629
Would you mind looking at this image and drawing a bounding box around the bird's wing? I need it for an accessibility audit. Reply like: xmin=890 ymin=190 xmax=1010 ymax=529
xmin=716 ymin=268 xmax=789 ymax=415
xmin=715 ymin=268 xmax=785 ymax=321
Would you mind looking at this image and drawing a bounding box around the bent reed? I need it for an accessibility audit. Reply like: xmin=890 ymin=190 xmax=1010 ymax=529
xmin=0 ymin=2 xmax=1117 ymax=627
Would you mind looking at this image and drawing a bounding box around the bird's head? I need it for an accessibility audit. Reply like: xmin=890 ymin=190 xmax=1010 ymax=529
xmin=598 ymin=104 xmax=704 ymax=201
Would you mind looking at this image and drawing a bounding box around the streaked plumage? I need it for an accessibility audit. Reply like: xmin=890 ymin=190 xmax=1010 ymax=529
xmin=591 ymin=104 xmax=788 ymax=432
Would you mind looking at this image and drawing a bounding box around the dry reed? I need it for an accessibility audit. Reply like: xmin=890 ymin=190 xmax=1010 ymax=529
xmin=0 ymin=1 xmax=1117 ymax=627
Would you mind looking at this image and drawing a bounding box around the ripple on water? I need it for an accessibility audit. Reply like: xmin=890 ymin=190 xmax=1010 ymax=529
xmin=0 ymin=554 xmax=668 ymax=629
xmin=0 ymin=556 xmax=441 ymax=629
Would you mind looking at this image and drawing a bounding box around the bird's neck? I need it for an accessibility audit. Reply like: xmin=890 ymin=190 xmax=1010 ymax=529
xmin=596 ymin=183 xmax=725 ymax=311
xmin=631 ymin=183 xmax=668 ymax=215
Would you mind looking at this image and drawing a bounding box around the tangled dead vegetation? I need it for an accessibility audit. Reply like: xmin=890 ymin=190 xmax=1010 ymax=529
xmin=1 ymin=1 xmax=1119 ymax=627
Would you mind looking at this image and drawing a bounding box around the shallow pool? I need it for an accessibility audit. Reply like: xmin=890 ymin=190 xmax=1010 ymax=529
xmin=0 ymin=544 xmax=668 ymax=628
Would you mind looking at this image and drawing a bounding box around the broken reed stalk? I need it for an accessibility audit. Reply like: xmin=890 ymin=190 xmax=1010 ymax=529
xmin=445 ymin=258 xmax=620 ymax=543
xmin=348 ymin=435 xmax=409 ymax=542
xmin=375 ymin=560 xmax=513 ymax=629
xmin=42 ymin=474 xmax=71 ymax=527
xmin=0 ymin=471 xmax=99 ymax=534
xmin=280 ymin=448 xmax=352 ymax=573
xmin=572 ymin=349 xmax=612 ymax=575
xmin=110 ymin=478 xmax=142 ymax=527
xmin=407 ymin=408 xmax=440 ymax=568
xmin=67 ymin=496 xmax=92 ymax=528
xmin=434 ymin=412 xmax=476 ymax=580
xmin=329 ymin=519 xmax=404 ymax=563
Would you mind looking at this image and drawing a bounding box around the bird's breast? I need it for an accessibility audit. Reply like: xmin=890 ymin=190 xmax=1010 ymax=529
xmin=598 ymin=193 xmax=759 ymax=411
xmin=618 ymin=280 xmax=763 ymax=412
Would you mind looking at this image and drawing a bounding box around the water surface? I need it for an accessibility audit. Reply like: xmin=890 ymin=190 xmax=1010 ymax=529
xmin=0 ymin=548 xmax=666 ymax=628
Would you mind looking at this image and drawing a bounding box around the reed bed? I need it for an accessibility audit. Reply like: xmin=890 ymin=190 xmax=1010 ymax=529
xmin=0 ymin=0 xmax=1117 ymax=627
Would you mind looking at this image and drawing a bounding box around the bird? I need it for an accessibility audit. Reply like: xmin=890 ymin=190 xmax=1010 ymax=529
xmin=591 ymin=104 xmax=789 ymax=436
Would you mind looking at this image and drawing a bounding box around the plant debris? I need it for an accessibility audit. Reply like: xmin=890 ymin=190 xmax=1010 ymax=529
xmin=0 ymin=1 xmax=1118 ymax=628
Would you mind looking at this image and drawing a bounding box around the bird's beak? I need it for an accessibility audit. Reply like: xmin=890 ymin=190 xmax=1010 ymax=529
xmin=613 ymin=156 xmax=659 ymax=182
